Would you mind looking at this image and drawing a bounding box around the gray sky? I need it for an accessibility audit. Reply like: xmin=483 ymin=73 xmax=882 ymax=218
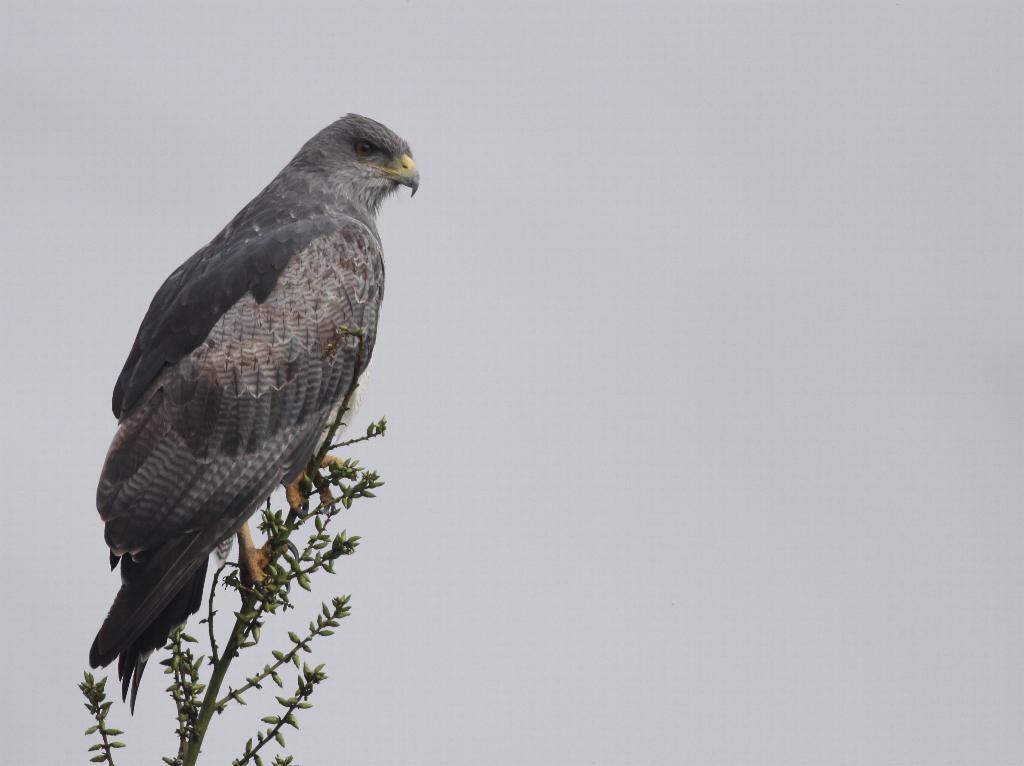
xmin=2 ymin=2 xmax=1022 ymax=764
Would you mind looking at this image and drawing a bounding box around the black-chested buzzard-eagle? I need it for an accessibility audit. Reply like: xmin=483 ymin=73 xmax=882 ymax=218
xmin=88 ymin=114 xmax=418 ymax=710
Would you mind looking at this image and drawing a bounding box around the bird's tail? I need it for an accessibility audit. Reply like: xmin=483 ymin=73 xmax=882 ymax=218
xmin=89 ymin=537 xmax=210 ymax=712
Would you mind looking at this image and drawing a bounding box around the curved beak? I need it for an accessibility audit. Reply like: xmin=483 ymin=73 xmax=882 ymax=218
xmin=389 ymin=154 xmax=420 ymax=196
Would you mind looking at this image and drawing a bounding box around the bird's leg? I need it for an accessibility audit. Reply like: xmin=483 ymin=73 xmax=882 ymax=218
xmin=286 ymin=474 xmax=307 ymax=511
xmin=237 ymin=520 xmax=271 ymax=587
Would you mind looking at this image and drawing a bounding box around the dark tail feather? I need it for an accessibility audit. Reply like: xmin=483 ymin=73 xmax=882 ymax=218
xmin=119 ymin=559 xmax=209 ymax=712
xmin=90 ymin=545 xmax=210 ymax=712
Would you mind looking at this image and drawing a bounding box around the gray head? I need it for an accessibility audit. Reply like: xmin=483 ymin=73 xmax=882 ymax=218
xmin=291 ymin=113 xmax=419 ymax=213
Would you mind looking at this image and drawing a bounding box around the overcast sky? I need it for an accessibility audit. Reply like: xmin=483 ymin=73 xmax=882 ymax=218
xmin=2 ymin=2 xmax=1022 ymax=764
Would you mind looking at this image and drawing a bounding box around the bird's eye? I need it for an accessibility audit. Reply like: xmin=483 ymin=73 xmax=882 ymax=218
xmin=354 ymin=141 xmax=374 ymax=157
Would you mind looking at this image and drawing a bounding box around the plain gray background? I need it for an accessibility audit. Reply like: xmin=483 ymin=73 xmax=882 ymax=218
xmin=2 ymin=2 xmax=1022 ymax=764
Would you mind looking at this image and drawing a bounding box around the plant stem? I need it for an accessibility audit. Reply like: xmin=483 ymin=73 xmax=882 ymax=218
xmin=181 ymin=593 xmax=256 ymax=766
xmin=218 ymin=618 xmax=324 ymax=708
xmin=234 ymin=678 xmax=315 ymax=766
xmin=95 ymin=721 xmax=117 ymax=766
xmin=206 ymin=564 xmax=226 ymax=665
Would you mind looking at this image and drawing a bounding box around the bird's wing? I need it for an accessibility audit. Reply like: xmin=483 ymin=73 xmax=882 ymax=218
xmin=111 ymin=189 xmax=338 ymax=418
xmin=91 ymin=222 xmax=384 ymax=671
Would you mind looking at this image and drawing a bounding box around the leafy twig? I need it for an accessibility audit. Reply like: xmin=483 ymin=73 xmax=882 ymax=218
xmin=219 ymin=597 xmax=350 ymax=709
xmin=233 ymin=663 xmax=328 ymax=765
xmin=79 ymin=672 xmax=125 ymax=765
xmin=328 ymin=416 xmax=387 ymax=451
xmin=162 ymin=628 xmax=204 ymax=765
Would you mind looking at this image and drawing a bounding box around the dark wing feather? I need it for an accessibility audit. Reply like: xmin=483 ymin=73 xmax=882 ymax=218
xmin=91 ymin=224 xmax=385 ymax=703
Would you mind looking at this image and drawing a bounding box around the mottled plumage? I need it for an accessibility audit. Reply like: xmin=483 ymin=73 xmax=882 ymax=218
xmin=89 ymin=114 xmax=418 ymax=709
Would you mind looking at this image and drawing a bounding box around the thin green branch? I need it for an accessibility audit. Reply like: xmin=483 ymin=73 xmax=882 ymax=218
xmin=202 ymin=563 xmax=228 ymax=665
xmin=180 ymin=592 xmax=259 ymax=766
xmin=218 ymin=597 xmax=350 ymax=708
xmin=163 ymin=628 xmax=204 ymax=763
xmin=79 ymin=672 xmax=125 ymax=765
xmin=327 ymin=415 xmax=387 ymax=451
xmin=233 ymin=664 xmax=327 ymax=766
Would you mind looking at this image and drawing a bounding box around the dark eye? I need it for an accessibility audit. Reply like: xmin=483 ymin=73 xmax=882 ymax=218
xmin=354 ymin=141 xmax=374 ymax=157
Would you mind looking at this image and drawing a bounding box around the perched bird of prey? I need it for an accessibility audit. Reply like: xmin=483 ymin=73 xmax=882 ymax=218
xmin=89 ymin=114 xmax=418 ymax=709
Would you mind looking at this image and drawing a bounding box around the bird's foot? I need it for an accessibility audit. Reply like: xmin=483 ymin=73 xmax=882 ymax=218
xmin=237 ymin=521 xmax=272 ymax=587
xmin=240 ymin=541 xmax=272 ymax=587
xmin=287 ymin=456 xmax=346 ymax=511
xmin=286 ymin=474 xmax=309 ymax=512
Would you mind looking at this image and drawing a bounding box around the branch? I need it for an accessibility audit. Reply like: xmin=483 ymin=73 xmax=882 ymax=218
xmin=232 ymin=663 xmax=328 ymax=766
xmin=201 ymin=563 xmax=228 ymax=666
xmin=218 ymin=597 xmax=350 ymax=708
xmin=162 ymin=628 xmax=204 ymax=764
xmin=327 ymin=416 xmax=387 ymax=451
xmin=180 ymin=591 xmax=261 ymax=766
xmin=79 ymin=672 xmax=125 ymax=765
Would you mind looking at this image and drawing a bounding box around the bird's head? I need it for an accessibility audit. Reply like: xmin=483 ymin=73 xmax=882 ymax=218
xmin=294 ymin=113 xmax=419 ymax=213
